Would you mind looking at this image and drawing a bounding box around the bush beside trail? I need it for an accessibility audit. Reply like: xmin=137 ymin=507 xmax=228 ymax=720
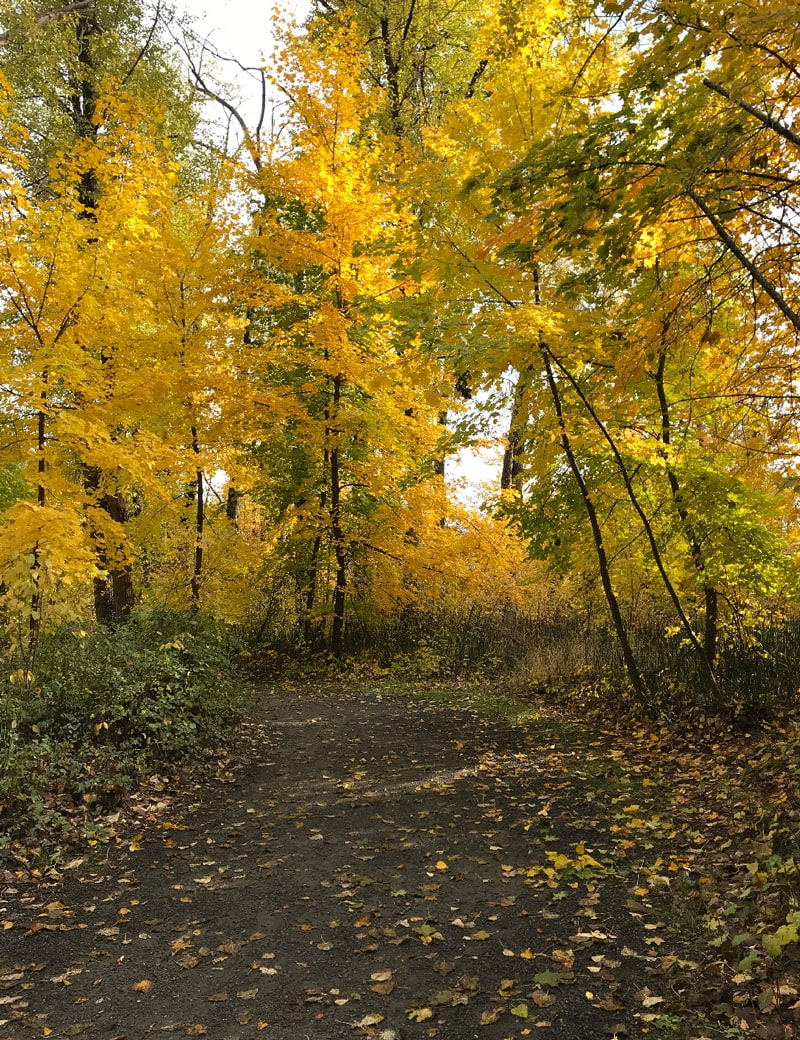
xmin=0 ymin=611 xmax=245 ymax=861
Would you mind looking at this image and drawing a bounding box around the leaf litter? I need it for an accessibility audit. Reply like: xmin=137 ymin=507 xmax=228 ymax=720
xmin=0 ymin=681 xmax=798 ymax=1038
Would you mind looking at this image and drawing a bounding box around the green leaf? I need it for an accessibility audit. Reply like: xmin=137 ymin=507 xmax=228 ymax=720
xmin=533 ymin=970 xmax=563 ymax=988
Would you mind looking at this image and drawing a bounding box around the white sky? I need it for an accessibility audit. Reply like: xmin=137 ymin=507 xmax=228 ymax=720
xmin=178 ymin=0 xmax=307 ymax=68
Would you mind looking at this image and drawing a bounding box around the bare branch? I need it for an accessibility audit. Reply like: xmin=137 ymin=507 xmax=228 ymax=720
xmin=703 ymin=77 xmax=800 ymax=149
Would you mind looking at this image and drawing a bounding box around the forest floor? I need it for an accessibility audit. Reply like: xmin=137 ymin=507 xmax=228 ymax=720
xmin=1 ymin=681 xmax=798 ymax=1040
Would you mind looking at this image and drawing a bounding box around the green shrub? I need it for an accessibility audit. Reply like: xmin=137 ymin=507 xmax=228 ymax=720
xmin=0 ymin=611 xmax=245 ymax=852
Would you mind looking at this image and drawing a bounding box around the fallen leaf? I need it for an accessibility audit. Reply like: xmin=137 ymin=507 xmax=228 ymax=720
xmin=532 ymin=991 xmax=556 ymax=1008
xmin=352 ymin=1013 xmax=384 ymax=1028
xmin=533 ymin=970 xmax=563 ymax=988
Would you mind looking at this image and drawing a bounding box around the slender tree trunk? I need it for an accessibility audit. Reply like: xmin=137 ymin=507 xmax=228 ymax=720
xmin=379 ymin=9 xmax=403 ymax=136
xmin=548 ymin=346 xmax=721 ymax=702
xmin=502 ymin=266 xmax=543 ymax=493
xmin=654 ymin=348 xmax=718 ymax=664
xmin=500 ymin=370 xmax=528 ymax=493
xmin=225 ymin=486 xmax=241 ymax=528
xmin=301 ymin=485 xmax=327 ymax=646
xmin=433 ymin=411 xmax=447 ymax=478
xmin=30 ymin=378 xmax=48 ymax=644
xmin=542 ymin=355 xmax=649 ymax=705
xmin=72 ymin=10 xmax=136 ymax=622
xmin=302 ymin=531 xmax=323 ymax=646
xmin=328 ymin=375 xmax=347 ymax=658
xmin=190 ymin=426 xmax=204 ymax=611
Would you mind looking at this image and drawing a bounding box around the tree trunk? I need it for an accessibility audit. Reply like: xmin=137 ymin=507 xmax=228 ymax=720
xmin=549 ymin=345 xmax=721 ymax=703
xmin=225 ymin=486 xmax=241 ymax=528
xmin=541 ymin=354 xmax=649 ymax=706
xmin=328 ymin=375 xmax=347 ymax=658
xmin=654 ymin=347 xmax=718 ymax=665
xmin=190 ymin=426 xmax=204 ymax=611
xmin=500 ymin=370 xmax=528 ymax=493
xmin=30 ymin=380 xmax=48 ymax=644
xmin=71 ymin=9 xmax=136 ymax=622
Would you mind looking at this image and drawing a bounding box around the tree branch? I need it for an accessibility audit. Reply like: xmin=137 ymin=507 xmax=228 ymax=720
xmin=703 ymin=78 xmax=800 ymax=149
xmin=685 ymin=184 xmax=800 ymax=333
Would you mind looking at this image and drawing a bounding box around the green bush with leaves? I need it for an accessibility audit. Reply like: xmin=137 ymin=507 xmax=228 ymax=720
xmin=0 ymin=611 xmax=245 ymax=851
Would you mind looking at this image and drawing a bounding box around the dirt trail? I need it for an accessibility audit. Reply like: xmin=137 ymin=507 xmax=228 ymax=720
xmin=0 ymin=685 xmax=674 ymax=1040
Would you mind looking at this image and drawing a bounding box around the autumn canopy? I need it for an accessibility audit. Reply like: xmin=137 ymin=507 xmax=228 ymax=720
xmin=0 ymin=0 xmax=799 ymax=716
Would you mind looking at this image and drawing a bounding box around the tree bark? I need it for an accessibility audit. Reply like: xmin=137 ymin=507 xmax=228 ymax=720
xmin=654 ymin=346 xmax=718 ymax=664
xmin=71 ymin=8 xmax=136 ymax=622
xmin=500 ymin=370 xmax=528 ymax=493
xmin=549 ymin=345 xmax=721 ymax=702
xmin=190 ymin=426 xmax=204 ymax=611
xmin=328 ymin=375 xmax=347 ymax=658
xmin=30 ymin=377 xmax=48 ymax=643
xmin=541 ymin=354 xmax=649 ymax=706
xmin=225 ymin=486 xmax=242 ymax=528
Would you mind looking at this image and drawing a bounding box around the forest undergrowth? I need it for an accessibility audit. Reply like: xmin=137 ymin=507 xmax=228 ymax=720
xmin=2 ymin=609 xmax=800 ymax=1037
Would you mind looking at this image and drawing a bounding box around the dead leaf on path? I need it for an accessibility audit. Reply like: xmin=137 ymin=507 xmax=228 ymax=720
xmin=371 ymin=981 xmax=395 ymax=995
xmin=352 ymin=1013 xmax=384 ymax=1029
xmin=480 ymin=1008 xmax=503 ymax=1025
xmin=593 ymin=995 xmax=625 ymax=1011
xmin=207 ymin=992 xmax=227 ymax=1003
xmin=370 ymin=970 xmax=393 ymax=982
xmin=133 ymin=980 xmax=153 ymax=993
xmin=532 ymin=991 xmax=556 ymax=1008
xmin=237 ymin=989 xmax=258 ymax=999
xmin=185 ymin=1027 xmax=207 ymax=1037
xmin=407 ymin=1007 xmax=433 ymax=1022
xmin=316 ymin=941 xmax=334 ymax=951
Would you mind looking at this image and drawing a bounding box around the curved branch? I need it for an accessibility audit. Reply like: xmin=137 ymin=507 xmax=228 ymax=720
xmin=703 ymin=78 xmax=800 ymax=149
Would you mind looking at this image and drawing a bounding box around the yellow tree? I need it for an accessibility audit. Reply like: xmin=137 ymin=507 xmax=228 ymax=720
xmin=250 ymin=17 xmax=447 ymax=656
xmin=405 ymin=0 xmax=800 ymax=705
xmin=0 ymin=83 xmax=216 ymax=646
